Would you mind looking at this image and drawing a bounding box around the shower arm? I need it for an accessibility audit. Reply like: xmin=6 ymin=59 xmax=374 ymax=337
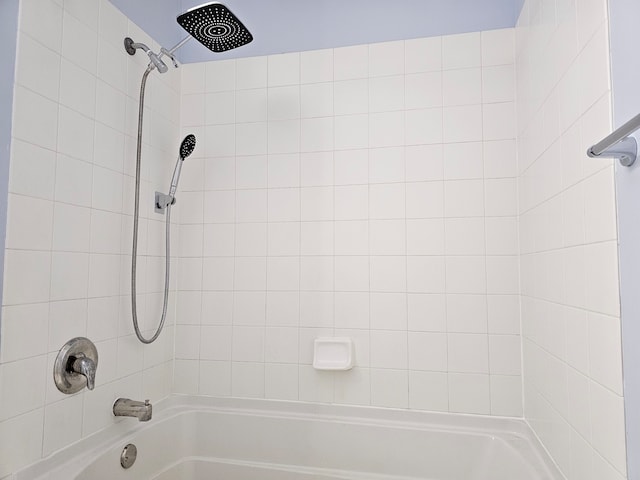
xmin=124 ymin=36 xmax=192 ymax=71
xmin=128 ymin=40 xmax=151 ymax=53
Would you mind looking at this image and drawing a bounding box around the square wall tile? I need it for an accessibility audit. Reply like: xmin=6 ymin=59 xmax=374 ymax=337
xmin=335 ymin=149 xmax=369 ymax=185
xmin=300 ymin=292 xmax=334 ymax=328
xmin=409 ymin=332 xmax=447 ymax=371
xmin=370 ymin=330 xmax=408 ymax=370
xmin=370 ymin=293 xmax=407 ymax=330
xmin=233 ymin=292 xmax=266 ymax=326
xmin=334 ymin=44 xmax=368 ymax=80
xmin=406 ymin=72 xmax=443 ymax=109
xmin=236 ymin=57 xmax=267 ymax=89
xmin=490 ymin=375 xmax=522 ymax=416
xmin=265 ymin=364 xmax=299 ymax=400
xmin=200 ymin=361 xmax=232 ymax=396
xmin=448 ymin=373 xmax=490 ymax=414
xmin=268 ymin=86 xmax=300 ymax=121
xmin=369 ymin=112 xmax=404 ymax=148
xmin=370 ymin=256 xmax=407 ymax=293
xmin=334 ymin=256 xmax=371 ymax=292
xmin=409 ymin=371 xmax=448 ymax=411
xmin=443 ymin=32 xmax=481 ymax=70
xmin=407 ymin=257 xmax=446 ymax=294
xmin=408 ymin=294 xmax=447 ymax=332
xmin=334 ymin=79 xmax=368 ymax=115
xmin=443 ymin=68 xmax=482 ymax=106
xmin=231 ymin=362 xmax=265 ymax=398
xmin=443 ymin=105 xmax=483 ymax=143
xmin=205 ymin=59 xmax=236 ymax=92
xmin=405 ymin=37 xmax=442 ymax=73
xmin=301 ymin=48 xmax=333 ymax=84
xmin=268 ymin=52 xmax=300 ymax=86
xmin=481 ymin=29 xmax=514 ymax=66
xmin=371 ymin=369 xmax=408 ymax=408
xmin=335 ymin=292 xmax=370 ymax=329
xmin=406 ymin=182 xmax=444 ymax=218
xmin=334 ymin=367 xmax=371 ymax=405
xmin=369 ymin=41 xmax=404 ymax=77
xmin=301 ymin=83 xmax=333 ymax=118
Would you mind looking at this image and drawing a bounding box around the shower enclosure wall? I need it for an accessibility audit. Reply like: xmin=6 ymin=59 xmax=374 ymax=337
xmin=173 ymin=32 xmax=522 ymax=414
xmin=0 ymin=1 xmax=180 ymax=474
xmin=0 ymin=0 xmax=626 ymax=479
xmin=517 ymin=1 xmax=625 ymax=477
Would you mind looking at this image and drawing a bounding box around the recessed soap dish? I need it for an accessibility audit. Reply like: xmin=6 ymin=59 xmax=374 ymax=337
xmin=313 ymin=337 xmax=354 ymax=371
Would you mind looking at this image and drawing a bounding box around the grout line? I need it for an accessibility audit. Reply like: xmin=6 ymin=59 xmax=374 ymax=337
xmin=480 ymin=57 xmax=493 ymax=416
xmin=263 ymin=80 xmax=270 ymax=400
xmin=365 ymin=43 xmax=373 ymax=408
xmin=296 ymin=54 xmax=303 ymax=403
xmin=228 ymin=60 xmax=238 ymax=398
xmin=440 ymin=35 xmax=451 ymax=415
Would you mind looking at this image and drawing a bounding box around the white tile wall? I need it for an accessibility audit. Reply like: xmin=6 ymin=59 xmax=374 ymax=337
xmin=0 ymin=0 xmax=180 ymax=476
xmin=175 ymin=29 xmax=521 ymax=418
xmin=517 ymin=0 xmax=626 ymax=478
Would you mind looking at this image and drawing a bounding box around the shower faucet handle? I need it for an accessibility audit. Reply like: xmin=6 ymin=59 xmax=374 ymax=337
xmin=54 ymin=337 xmax=99 ymax=394
xmin=72 ymin=355 xmax=97 ymax=390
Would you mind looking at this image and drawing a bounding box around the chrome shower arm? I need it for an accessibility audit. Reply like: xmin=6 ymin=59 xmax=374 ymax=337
xmin=167 ymin=36 xmax=193 ymax=55
xmin=124 ymin=37 xmax=150 ymax=55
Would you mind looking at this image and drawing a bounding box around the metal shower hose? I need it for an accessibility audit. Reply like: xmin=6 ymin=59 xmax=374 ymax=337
xmin=131 ymin=66 xmax=171 ymax=344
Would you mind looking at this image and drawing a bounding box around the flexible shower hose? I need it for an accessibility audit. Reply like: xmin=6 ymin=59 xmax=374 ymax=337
xmin=130 ymin=66 xmax=171 ymax=344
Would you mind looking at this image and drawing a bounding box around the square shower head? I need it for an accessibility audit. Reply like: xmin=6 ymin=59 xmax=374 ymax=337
xmin=177 ymin=2 xmax=253 ymax=53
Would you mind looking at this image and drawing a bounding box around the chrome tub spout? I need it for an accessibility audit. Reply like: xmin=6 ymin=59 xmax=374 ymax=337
xmin=113 ymin=398 xmax=152 ymax=422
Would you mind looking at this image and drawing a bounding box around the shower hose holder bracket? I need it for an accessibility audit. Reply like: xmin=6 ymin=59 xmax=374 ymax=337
xmin=155 ymin=191 xmax=175 ymax=213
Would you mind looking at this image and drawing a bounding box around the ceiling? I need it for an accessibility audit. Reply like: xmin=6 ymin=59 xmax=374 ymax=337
xmin=109 ymin=0 xmax=526 ymax=63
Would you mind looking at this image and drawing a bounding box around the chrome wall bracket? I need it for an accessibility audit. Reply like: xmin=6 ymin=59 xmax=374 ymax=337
xmin=587 ymin=136 xmax=637 ymax=167
xmin=155 ymin=191 xmax=175 ymax=214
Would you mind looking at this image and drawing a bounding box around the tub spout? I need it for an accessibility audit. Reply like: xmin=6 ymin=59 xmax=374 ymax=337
xmin=113 ymin=398 xmax=152 ymax=422
xmin=72 ymin=355 xmax=96 ymax=390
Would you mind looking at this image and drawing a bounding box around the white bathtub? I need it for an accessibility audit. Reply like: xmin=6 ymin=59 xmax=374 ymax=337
xmin=17 ymin=396 xmax=563 ymax=480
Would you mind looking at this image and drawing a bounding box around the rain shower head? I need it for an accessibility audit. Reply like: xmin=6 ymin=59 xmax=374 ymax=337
xmin=177 ymin=2 xmax=253 ymax=53
xmin=180 ymin=134 xmax=196 ymax=159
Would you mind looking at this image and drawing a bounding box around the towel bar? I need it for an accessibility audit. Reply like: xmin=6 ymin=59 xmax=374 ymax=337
xmin=587 ymin=112 xmax=640 ymax=167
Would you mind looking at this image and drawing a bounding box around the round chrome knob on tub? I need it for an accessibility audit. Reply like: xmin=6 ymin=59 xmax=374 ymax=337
xmin=120 ymin=443 xmax=137 ymax=469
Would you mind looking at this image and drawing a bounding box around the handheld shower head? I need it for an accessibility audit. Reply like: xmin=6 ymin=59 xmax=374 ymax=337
xmin=177 ymin=2 xmax=253 ymax=53
xmin=168 ymin=134 xmax=197 ymax=199
xmin=180 ymin=134 xmax=196 ymax=159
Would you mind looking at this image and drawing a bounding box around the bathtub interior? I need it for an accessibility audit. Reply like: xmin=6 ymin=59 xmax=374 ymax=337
xmin=35 ymin=399 xmax=564 ymax=480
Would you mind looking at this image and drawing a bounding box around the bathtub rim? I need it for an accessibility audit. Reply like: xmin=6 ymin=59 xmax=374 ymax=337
xmin=15 ymin=394 xmax=564 ymax=480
